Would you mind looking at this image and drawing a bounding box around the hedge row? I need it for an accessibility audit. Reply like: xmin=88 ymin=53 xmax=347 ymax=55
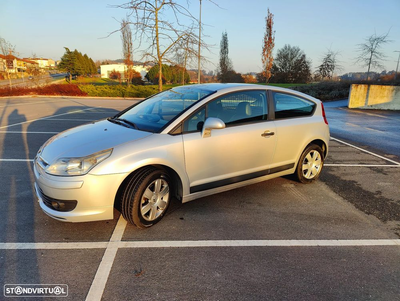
xmin=0 ymin=84 xmax=87 ymax=97
xmin=78 ymin=84 xmax=159 ymax=98
xmin=0 ymin=81 xmax=367 ymax=101
xmin=289 ymin=82 xmax=351 ymax=101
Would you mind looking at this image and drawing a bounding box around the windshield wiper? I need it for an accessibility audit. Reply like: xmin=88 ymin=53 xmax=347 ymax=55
xmin=108 ymin=117 xmax=138 ymax=129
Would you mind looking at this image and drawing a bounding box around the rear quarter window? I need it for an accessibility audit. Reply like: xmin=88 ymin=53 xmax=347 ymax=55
xmin=273 ymin=92 xmax=316 ymax=119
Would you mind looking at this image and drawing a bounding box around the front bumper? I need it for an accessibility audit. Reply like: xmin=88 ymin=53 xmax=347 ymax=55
xmin=33 ymin=159 xmax=128 ymax=223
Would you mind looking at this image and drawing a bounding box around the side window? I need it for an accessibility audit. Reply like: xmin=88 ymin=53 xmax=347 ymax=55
xmin=183 ymin=108 xmax=206 ymax=133
xmin=207 ymin=90 xmax=268 ymax=126
xmin=273 ymin=92 xmax=316 ymax=119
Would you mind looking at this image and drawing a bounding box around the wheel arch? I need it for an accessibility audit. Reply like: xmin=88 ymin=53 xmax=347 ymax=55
xmin=308 ymin=139 xmax=328 ymax=158
xmin=114 ymin=164 xmax=184 ymax=211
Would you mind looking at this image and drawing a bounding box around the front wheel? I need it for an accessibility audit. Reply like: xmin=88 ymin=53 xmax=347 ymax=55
xmin=295 ymin=144 xmax=324 ymax=184
xmin=121 ymin=167 xmax=171 ymax=228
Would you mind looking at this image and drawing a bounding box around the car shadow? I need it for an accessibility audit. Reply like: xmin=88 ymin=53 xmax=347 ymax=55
xmin=0 ymin=108 xmax=40 ymax=284
xmin=0 ymin=104 xmax=122 ymax=285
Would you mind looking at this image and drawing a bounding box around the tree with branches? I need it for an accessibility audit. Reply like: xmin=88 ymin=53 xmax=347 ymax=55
xmin=116 ymin=0 xmax=199 ymax=91
xmin=355 ymin=31 xmax=391 ymax=80
xmin=0 ymin=37 xmax=16 ymax=88
xmin=121 ymin=18 xmax=135 ymax=86
xmin=271 ymin=44 xmax=312 ymax=83
xmin=261 ymin=8 xmax=275 ymax=83
xmin=316 ymin=49 xmax=341 ymax=80
xmin=174 ymin=28 xmax=199 ymax=85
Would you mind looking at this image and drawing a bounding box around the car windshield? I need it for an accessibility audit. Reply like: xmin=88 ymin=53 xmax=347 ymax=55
xmin=114 ymin=86 xmax=215 ymax=133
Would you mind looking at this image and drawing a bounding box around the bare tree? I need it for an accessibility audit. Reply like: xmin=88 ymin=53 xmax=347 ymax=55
xmin=0 ymin=37 xmax=16 ymax=88
xmin=0 ymin=37 xmax=15 ymax=56
xmin=115 ymin=1 xmax=199 ymax=91
xmin=174 ymin=35 xmax=193 ymax=85
xmin=355 ymin=31 xmax=392 ymax=80
xmin=121 ymin=18 xmax=135 ymax=86
xmin=316 ymin=49 xmax=341 ymax=80
xmin=261 ymin=8 xmax=275 ymax=83
xmin=174 ymin=24 xmax=212 ymax=85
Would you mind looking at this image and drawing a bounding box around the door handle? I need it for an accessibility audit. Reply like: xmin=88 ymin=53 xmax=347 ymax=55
xmin=261 ymin=130 xmax=275 ymax=138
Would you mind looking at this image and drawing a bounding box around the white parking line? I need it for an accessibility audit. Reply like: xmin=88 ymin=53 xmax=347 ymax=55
xmin=1 ymin=239 xmax=399 ymax=250
xmin=0 ymin=159 xmax=33 ymax=162
xmin=0 ymin=99 xmax=68 ymax=109
xmin=325 ymin=164 xmax=400 ymax=168
xmin=331 ymin=137 xmax=400 ymax=165
xmin=0 ymin=131 xmax=59 ymax=134
xmin=0 ymin=107 xmax=95 ymax=130
xmin=85 ymin=216 xmax=127 ymax=301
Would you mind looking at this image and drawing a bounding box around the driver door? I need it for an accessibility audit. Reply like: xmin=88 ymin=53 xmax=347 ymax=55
xmin=182 ymin=90 xmax=277 ymax=193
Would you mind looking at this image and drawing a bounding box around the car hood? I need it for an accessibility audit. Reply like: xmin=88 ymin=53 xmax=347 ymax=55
xmin=39 ymin=119 xmax=152 ymax=164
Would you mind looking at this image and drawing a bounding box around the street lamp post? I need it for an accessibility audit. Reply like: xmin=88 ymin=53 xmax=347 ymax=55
xmin=198 ymin=0 xmax=202 ymax=84
xmin=395 ymin=51 xmax=400 ymax=81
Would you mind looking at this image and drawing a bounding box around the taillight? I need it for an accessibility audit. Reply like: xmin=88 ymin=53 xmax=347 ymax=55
xmin=321 ymin=103 xmax=328 ymax=125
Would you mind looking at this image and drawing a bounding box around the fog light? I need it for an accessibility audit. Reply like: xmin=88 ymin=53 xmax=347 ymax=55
xmin=51 ymin=201 xmax=65 ymax=210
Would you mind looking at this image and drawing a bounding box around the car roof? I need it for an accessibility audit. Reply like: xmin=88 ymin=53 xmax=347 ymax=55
xmin=183 ymin=83 xmax=320 ymax=103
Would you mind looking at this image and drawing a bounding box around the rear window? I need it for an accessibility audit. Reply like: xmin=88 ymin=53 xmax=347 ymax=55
xmin=272 ymin=92 xmax=316 ymax=119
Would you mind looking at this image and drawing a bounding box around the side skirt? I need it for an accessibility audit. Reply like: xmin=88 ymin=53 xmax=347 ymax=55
xmin=185 ymin=163 xmax=295 ymax=202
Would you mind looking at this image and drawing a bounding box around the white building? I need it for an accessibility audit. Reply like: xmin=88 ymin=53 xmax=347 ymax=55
xmin=24 ymin=58 xmax=55 ymax=69
xmin=100 ymin=64 xmax=150 ymax=81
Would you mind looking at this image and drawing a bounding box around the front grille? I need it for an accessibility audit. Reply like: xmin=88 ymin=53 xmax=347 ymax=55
xmin=37 ymin=188 xmax=77 ymax=212
xmin=36 ymin=156 xmax=49 ymax=171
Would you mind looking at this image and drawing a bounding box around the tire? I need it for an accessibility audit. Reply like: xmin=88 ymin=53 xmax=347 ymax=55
xmin=295 ymin=144 xmax=324 ymax=184
xmin=121 ymin=167 xmax=171 ymax=228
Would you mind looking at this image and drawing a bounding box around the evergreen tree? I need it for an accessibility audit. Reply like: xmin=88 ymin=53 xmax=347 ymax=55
xmin=217 ymin=31 xmax=233 ymax=83
xmin=58 ymin=47 xmax=76 ymax=81
xmin=146 ymin=64 xmax=189 ymax=84
xmin=59 ymin=47 xmax=98 ymax=81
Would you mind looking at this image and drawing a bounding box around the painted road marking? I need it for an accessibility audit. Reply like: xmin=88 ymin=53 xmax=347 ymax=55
xmin=0 ymin=159 xmax=34 ymax=162
xmin=0 ymin=107 xmax=96 ymax=130
xmin=85 ymin=216 xmax=127 ymax=301
xmin=331 ymin=137 xmax=400 ymax=165
xmin=325 ymin=164 xmax=400 ymax=167
xmin=0 ymin=131 xmax=59 ymax=134
xmin=1 ymin=239 xmax=399 ymax=250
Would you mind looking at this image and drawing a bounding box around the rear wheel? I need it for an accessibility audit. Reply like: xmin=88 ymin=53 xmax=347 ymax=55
xmin=121 ymin=167 xmax=171 ymax=228
xmin=295 ymin=144 xmax=324 ymax=184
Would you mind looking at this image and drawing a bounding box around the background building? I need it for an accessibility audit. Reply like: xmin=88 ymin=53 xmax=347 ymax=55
xmin=100 ymin=63 xmax=150 ymax=81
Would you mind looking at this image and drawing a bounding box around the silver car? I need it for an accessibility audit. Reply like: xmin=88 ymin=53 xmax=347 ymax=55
xmin=33 ymin=83 xmax=330 ymax=228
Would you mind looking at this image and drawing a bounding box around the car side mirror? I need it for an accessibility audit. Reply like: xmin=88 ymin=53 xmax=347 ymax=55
xmin=201 ymin=117 xmax=226 ymax=138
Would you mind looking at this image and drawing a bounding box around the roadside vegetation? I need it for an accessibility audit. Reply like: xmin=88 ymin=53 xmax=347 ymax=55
xmin=0 ymin=84 xmax=87 ymax=97
xmin=2 ymin=74 xmax=400 ymax=100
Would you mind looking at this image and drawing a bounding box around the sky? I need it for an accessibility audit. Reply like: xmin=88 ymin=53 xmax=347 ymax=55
xmin=1 ymin=0 xmax=400 ymax=75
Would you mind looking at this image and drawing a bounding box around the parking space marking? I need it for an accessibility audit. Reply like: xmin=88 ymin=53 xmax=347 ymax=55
xmin=41 ymin=118 xmax=100 ymax=122
xmin=0 ymin=159 xmax=33 ymax=162
xmin=331 ymin=137 xmax=400 ymax=165
xmin=1 ymin=239 xmax=399 ymax=250
xmin=0 ymin=99 xmax=68 ymax=108
xmin=85 ymin=216 xmax=127 ymax=301
xmin=0 ymin=131 xmax=59 ymax=134
xmin=325 ymin=164 xmax=400 ymax=168
xmin=0 ymin=107 xmax=96 ymax=130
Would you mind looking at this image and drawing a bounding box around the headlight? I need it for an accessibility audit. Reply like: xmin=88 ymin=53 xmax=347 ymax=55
xmin=46 ymin=149 xmax=113 ymax=176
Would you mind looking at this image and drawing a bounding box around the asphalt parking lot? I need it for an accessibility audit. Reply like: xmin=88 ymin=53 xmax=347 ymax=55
xmin=0 ymin=97 xmax=399 ymax=300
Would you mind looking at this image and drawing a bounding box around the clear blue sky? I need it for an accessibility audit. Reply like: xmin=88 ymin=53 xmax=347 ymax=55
xmin=1 ymin=0 xmax=400 ymax=75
